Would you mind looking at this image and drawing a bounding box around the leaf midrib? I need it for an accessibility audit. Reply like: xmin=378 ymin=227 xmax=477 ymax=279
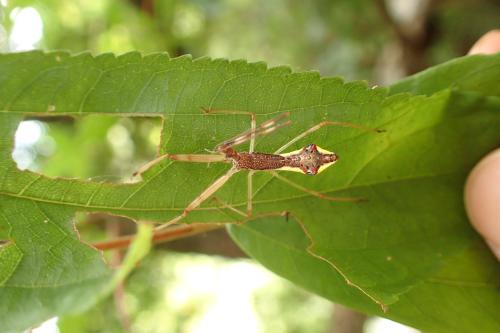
xmin=0 ymin=170 xmax=462 ymax=213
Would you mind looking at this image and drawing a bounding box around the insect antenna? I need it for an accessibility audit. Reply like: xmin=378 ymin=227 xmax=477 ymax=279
xmin=275 ymin=120 xmax=383 ymax=154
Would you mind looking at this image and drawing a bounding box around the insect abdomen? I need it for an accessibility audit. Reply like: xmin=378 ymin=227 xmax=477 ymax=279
xmin=236 ymin=152 xmax=287 ymax=170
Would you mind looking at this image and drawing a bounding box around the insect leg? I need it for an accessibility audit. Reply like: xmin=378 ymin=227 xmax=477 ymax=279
xmin=247 ymin=170 xmax=254 ymax=216
xmin=274 ymin=121 xmax=382 ymax=154
xmin=269 ymin=170 xmax=366 ymax=202
xmin=134 ymin=153 xmax=227 ymax=176
xmin=201 ymin=108 xmax=257 ymax=152
xmin=133 ymin=154 xmax=172 ymax=176
xmin=211 ymin=196 xmax=247 ymax=217
xmin=216 ymin=112 xmax=292 ymax=151
xmin=156 ymin=167 xmax=240 ymax=230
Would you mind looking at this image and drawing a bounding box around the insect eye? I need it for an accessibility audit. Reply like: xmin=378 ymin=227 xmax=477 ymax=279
xmin=305 ymin=166 xmax=316 ymax=175
xmin=305 ymin=144 xmax=317 ymax=153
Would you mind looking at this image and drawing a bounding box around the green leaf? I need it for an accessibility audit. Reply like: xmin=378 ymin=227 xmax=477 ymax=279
xmin=0 ymin=195 xmax=112 ymax=332
xmin=0 ymin=51 xmax=499 ymax=332
xmin=106 ymin=222 xmax=153 ymax=295
xmin=389 ymin=54 xmax=500 ymax=96
xmin=230 ymin=54 xmax=500 ymax=332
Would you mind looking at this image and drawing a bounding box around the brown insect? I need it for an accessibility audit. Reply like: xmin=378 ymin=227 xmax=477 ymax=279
xmin=138 ymin=108 xmax=379 ymax=229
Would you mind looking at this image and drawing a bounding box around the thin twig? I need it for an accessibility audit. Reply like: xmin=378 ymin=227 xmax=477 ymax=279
xmin=92 ymin=223 xmax=224 ymax=251
xmin=374 ymin=0 xmax=409 ymax=44
xmin=374 ymin=0 xmax=435 ymax=75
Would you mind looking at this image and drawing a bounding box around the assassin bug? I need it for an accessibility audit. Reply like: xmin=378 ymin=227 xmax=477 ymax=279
xmin=138 ymin=108 xmax=381 ymax=229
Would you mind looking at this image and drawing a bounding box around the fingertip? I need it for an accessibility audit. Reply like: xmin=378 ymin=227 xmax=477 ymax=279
xmin=468 ymin=30 xmax=500 ymax=55
xmin=464 ymin=149 xmax=500 ymax=260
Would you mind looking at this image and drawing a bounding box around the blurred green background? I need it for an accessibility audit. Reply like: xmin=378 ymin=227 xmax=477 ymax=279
xmin=1 ymin=0 xmax=499 ymax=332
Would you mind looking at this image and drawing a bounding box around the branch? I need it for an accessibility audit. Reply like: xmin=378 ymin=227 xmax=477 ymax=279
xmin=92 ymin=223 xmax=224 ymax=251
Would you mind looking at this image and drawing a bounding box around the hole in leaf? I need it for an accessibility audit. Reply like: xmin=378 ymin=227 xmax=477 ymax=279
xmin=74 ymin=211 xmax=138 ymax=253
xmin=13 ymin=115 xmax=162 ymax=182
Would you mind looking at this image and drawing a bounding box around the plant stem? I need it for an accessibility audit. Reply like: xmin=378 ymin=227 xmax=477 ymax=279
xmin=92 ymin=223 xmax=224 ymax=251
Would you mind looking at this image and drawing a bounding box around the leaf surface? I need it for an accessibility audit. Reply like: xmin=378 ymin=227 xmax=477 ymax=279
xmin=0 ymin=51 xmax=499 ymax=332
xmin=229 ymin=54 xmax=500 ymax=332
